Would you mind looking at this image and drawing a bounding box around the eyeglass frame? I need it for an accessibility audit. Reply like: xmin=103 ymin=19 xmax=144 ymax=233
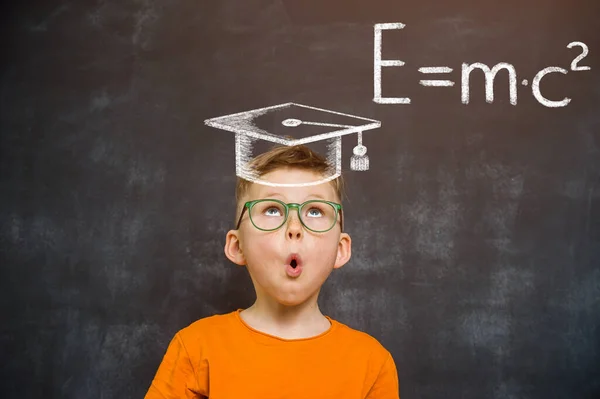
xmin=235 ymin=198 xmax=344 ymax=233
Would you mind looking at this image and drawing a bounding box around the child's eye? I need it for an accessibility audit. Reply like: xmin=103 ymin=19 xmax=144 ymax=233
xmin=264 ymin=207 xmax=282 ymax=216
xmin=306 ymin=208 xmax=323 ymax=217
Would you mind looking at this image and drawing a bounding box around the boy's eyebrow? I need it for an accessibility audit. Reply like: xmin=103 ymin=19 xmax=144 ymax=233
xmin=304 ymin=194 xmax=326 ymax=200
xmin=262 ymin=193 xmax=284 ymax=199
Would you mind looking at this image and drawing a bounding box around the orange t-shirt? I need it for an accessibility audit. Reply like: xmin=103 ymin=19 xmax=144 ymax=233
xmin=145 ymin=309 xmax=400 ymax=399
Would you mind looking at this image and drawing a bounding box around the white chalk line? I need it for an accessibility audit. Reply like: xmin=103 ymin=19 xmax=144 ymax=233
xmin=299 ymin=121 xmax=355 ymax=128
xmin=374 ymin=22 xmax=411 ymax=104
xmin=420 ymin=80 xmax=455 ymax=87
xmin=418 ymin=67 xmax=453 ymax=73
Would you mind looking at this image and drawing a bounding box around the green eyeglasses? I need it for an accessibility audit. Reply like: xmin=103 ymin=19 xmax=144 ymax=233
xmin=236 ymin=199 xmax=343 ymax=233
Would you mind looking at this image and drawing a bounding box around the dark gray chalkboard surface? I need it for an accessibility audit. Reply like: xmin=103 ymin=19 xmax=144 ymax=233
xmin=1 ymin=1 xmax=599 ymax=398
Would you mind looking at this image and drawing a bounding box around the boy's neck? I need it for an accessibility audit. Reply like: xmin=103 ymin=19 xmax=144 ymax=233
xmin=239 ymin=300 xmax=332 ymax=339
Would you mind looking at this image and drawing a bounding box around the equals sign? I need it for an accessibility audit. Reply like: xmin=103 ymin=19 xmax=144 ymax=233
xmin=418 ymin=67 xmax=455 ymax=86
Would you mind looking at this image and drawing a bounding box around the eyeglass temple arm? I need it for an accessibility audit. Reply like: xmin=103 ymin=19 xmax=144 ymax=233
xmin=235 ymin=207 xmax=247 ymax=230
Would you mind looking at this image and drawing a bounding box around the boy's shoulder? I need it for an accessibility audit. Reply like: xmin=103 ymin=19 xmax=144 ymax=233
xmin=330 ymin=317 xmax=393 ymax=361
xmin=176 ymin=310 xmax=233 ymax=341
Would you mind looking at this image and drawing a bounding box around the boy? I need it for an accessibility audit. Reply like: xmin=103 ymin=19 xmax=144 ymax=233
xmin=144 ymin=144 xmax=400 ymax=398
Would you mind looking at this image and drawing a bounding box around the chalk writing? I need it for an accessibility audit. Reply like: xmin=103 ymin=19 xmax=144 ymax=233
xmin=373 ymin=23 xmax=592 ymax=108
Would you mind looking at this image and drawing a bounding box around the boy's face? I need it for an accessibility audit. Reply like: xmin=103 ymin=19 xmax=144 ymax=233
xmin=224 ymin=168 xmax=351 ymax=308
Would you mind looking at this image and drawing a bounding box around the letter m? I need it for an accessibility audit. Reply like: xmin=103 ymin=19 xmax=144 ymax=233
xmin=461 ymin=62 xmax=517 ymax=105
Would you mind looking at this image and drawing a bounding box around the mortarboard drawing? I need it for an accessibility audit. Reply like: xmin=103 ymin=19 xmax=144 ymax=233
xmin=204 ymin=103 xmax=381 ymax=187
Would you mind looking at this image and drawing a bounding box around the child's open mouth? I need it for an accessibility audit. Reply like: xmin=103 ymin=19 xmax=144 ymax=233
xmin=285 ymin=253 xmax=303 ymax=277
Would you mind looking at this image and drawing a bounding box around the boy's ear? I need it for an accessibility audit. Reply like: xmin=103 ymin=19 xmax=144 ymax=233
xmin=333 ymin=232 xmax=351 ymax=269
xmin=224 ymin=230 xmax=246 ymax=266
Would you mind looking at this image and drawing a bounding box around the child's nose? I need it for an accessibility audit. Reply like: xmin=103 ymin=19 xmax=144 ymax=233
xmin=286 ymin=212 xmax=303 ymax=239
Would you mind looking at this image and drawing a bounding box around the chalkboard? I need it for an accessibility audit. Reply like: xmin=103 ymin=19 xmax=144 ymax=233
xmin=1 ymin=1 xmax=599 ymax=398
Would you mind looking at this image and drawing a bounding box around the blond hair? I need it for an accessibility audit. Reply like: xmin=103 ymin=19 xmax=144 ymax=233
xmin=235 ymin=144 xmax=345 ymax=215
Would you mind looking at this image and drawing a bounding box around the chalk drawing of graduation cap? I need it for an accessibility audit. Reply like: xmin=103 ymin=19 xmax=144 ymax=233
xmin=204 ymin=103 xmax=381 ymax=187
